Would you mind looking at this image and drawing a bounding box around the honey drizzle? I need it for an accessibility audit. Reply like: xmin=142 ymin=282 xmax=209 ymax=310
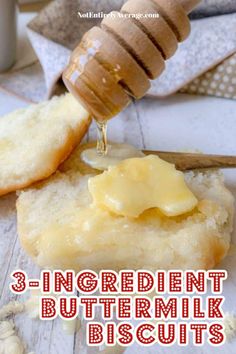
xmin=96 ymin=120 xmax=108 ymax=156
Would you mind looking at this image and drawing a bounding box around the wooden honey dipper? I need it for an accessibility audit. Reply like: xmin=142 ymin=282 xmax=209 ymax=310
xmin=63 ymin=0 xmax=201 ymax=122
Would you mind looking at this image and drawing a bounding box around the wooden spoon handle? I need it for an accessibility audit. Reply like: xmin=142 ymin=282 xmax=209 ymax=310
xmin=143 ymin=151 xmax=236 ymax=171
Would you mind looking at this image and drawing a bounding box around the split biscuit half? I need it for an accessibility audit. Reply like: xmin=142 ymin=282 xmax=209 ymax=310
xmin=0 ymin=94 xmax=91 ymax=196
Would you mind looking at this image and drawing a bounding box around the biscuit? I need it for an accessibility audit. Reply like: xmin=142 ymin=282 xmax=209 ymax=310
xmin=17 ymin=143 xmax=234 ymax=271
xmin=59 ymin=141 xmax=99 ymax=175
xmin=0 ymin=94 xmax=91 ymax=196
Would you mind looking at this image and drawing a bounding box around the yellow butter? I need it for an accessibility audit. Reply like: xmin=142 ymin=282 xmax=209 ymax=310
xmin=88 ymin=155 xmax=198 ymax=217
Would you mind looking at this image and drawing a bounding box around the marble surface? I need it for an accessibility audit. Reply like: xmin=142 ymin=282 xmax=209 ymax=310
xmin=0 ymin=90 xmax=236 ymax=353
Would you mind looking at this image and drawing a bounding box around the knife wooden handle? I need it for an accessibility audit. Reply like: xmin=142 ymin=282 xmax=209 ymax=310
xmin=143 ymin=150 xmax=236 ymax=171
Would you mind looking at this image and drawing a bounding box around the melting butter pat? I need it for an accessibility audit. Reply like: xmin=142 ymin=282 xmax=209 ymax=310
xmin=88 ymin=155 xmax=198 ymax=217
xmin=81 ymin=143 xmax=144 ymax=171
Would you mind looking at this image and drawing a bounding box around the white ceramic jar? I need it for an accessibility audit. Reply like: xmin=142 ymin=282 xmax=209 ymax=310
xmin=0 ymin=0 xmax=17 ymax=72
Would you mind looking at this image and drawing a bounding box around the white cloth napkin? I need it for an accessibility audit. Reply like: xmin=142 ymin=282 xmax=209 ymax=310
xmin=191 ymin=0 xmax=236 ymax=18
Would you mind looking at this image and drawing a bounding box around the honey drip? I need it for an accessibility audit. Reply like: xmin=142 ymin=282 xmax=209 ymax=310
xmin=96 ymin=120 xmax=108 ymax=156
